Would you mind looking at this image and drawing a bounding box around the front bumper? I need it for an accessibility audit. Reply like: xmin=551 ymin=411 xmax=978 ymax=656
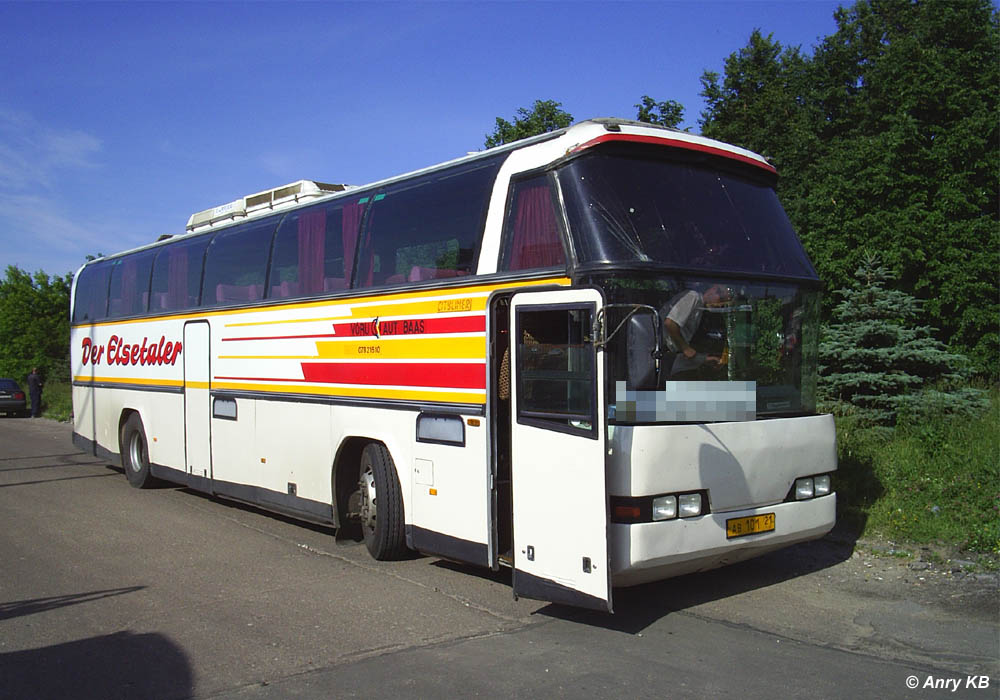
xmin=610 ymin=494 xmax=836 ymax=587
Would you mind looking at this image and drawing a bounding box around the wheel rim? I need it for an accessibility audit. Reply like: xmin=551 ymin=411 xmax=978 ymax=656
xmin=128 ymin=432 xmax=144 ymax=473
xmin=359 ymin=463 xmax=377 ymax=531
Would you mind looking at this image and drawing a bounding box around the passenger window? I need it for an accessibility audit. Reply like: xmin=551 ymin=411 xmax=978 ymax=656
xmin=72 ymin=261 xmax=112 ymax=324
xmin=149 ymin=236 xmax=210 ymax=312
xmin=501 ymin=175 xmax=566 ymax=271
xmin=356 ymin=156 xmax=504 ymax=288
xmin=269 ymin=198 xmax=366 ymax=298
xmin=107 ymin=250 xmax=155 ymax=317
xmin=202 ymin=218 xmax=280 ymax=306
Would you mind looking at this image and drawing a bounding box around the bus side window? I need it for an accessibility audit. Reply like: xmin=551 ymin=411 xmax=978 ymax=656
xmin=356 ymin=156 xmax=504 ymax=289
xmin=501 ymin=175 xmax=567 ymax=272
xmin=72 ymin=260 xmax=113 ymax=324
xmin=150 ymin=236 xmax=210 ymax=312
xmin=107 ymin=250 xmax=155 ymax=317
xmin=202 ymin=217 xmax=280 ymax=307
xmin=269 ymin=198 xmax=366 ymax=298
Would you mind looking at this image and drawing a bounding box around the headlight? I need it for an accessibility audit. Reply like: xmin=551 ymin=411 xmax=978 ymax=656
xmin=795 ymin=477 xmax=815 ymax=500
xmin=678 ymin=493 xmax=702 ymax=517
xmin=652 ymin=495 xmax=677 ymax=521
xmin=814 ymin=474 xmax=831 ymax=496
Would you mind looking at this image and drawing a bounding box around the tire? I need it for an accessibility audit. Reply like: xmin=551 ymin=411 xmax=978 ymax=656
xmin=121 ymin=413 xmax=155 ymax=489
xmin=358 ymin=443 xmax=407 ymax=560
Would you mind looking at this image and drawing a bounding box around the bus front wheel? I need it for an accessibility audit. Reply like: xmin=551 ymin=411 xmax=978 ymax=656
xmin=121 ymin=414 xmax=154 ymax=489
xmin=358 ymin=443 xmax=406 ymax=560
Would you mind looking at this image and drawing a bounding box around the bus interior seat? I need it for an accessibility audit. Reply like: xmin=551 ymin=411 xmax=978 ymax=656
xmin=407 ymin=266 xmax=465 ymax=282
xmin=271 ymin=280 xmax=300 ymax=298
xmin=216 ymin=283 xmax=263 ymax=303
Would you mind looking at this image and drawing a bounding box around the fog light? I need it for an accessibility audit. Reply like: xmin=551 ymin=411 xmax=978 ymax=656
xmin=814 ymin=474 xmax=831 ymax=496
xmin=652 ymin=495 xmax=677 ymax=521
xmin=678 ymin=493 xmax=702 ymax=517
xmin=795 ymin=477 xmax=814 ymax=500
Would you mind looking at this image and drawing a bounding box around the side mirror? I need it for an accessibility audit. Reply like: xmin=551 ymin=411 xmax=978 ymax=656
xmin=626 ymin=311 xmax=661 ymax=390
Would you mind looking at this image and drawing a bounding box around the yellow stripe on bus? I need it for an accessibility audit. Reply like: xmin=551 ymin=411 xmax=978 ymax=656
xmin=74 ymin=376 xmax=484 ymax=404
xmin=220 ymin=277 xmax=568 ymax=328
xmin=218 ymin=336 xmax=486 ymax=361
xmin=346 ymin=297 xmax=485 ymax=318
xmin=74 ymin=375 xmax=184 ymax=388
xmin=74 ymin=276 xmax=569 ymax=329
xmin=314 ymin=336 xmax=485 ymax=360
xmin=210 ymin=381 xmax=485 ymax=404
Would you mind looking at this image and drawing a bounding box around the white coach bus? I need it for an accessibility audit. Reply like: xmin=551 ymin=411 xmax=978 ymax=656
xmin=71 ymin=119 xmax=836 ymax=611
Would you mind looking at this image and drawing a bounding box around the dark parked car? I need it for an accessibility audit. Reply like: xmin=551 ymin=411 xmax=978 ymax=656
xmin=0 ymin=379 xmax=27 ymax=417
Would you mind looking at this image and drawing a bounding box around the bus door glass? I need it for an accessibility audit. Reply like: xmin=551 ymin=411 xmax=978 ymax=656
xmin=183 ymin=321 xmax=211 ymax=480
xmin=509 ymin=289 xmax=611 ymax=612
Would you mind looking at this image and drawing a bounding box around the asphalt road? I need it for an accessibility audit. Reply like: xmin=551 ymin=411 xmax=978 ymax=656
xmin=1 ymin=418 xmax=996 ymax=699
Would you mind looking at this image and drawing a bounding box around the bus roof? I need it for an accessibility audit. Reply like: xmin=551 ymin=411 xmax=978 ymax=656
xmin=82 ymin=118 xmax=775 ymax=268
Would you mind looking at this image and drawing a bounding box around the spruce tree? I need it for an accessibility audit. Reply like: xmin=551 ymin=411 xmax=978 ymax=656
xmin=818 ymin=252 xmax=984 ymax=425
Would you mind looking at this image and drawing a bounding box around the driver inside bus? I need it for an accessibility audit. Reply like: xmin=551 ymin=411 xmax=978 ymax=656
xmin=661 ymin=284 xmax=731 ymax=376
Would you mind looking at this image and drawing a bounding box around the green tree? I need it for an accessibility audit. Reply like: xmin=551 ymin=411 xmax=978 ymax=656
xmin=700 ymin=2 xmax=1000 ymax=377
xmin=806 ymin=0 xmax=999 ymax=376
xmin=700 ymin=29 xmax=821 ymax=229
xmin=484 ymin=100 xmax=573 ymax=148
xmin=819 ymin=252 xmax=984 ymax=425
xmin=634 ymin=96 xmax=686 ymax=129
xmin=0 ymin=266 xmax=73 ymax=384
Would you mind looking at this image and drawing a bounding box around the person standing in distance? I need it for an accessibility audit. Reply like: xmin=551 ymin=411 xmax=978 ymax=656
xmin=26 ymin=368 xmax=42 ymax=418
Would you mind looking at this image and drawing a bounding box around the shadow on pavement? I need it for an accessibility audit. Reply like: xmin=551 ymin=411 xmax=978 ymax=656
xmin=0 ymin=631 xmax=193 ymax=700
xmin=0 ymin=587 xmax=146 ymax=622
xmin=0 ymin=472 xmax=118 ymax=489
xmin=540 ymin=532 xmax=856 ymax=632
xmin=426 ymin=525 xmax=859 ymax=633
xmin=0 ymin=452 xmax=90 ymax=463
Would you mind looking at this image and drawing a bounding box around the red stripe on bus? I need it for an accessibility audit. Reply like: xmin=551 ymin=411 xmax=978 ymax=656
xmin=222 ymin=314 xmax=486 ymax=342
xmin=300 ymin=362 xmax=486 ymax=389
xmin=572 ymin=133 xmax=778 ymax=174
xmin=332 ymin=315 xmax=486 ymax=338
xmin=222 ymin=332 xmax=338 ymax=343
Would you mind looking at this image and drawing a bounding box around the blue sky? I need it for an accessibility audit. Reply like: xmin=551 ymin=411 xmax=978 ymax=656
xmin=0 ymin=1 xmax=843 ymax=278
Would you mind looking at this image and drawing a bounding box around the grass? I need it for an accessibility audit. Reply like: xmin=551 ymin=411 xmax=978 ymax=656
xmin=40 ymin=380 xmax=73 ymax=422
xmin=834 ymin=387 xmax=1000 ymax=557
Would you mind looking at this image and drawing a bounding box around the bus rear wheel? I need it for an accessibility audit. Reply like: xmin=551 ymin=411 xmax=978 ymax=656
xmin=358 ymin=443 xmax=406 ymax=560
xmin=121 ymin=414 xmax=155 ymax=489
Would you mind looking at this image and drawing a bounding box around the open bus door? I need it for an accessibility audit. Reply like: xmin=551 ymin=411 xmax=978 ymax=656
xmin=509 ymin=289 xmax=611 ymax=612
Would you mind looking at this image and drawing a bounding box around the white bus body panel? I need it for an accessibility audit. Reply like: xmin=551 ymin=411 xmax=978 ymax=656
xmin=608 ymin=414 xmax=837 ymax=586
xmin=410 ymin=421 xmax=490 ymax=563
xmin=183 ymin=321 xmax=211 ymax=478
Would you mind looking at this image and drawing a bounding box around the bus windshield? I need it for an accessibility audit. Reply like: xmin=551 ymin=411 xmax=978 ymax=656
xmin=558 ymin=146 xmax=817 ymax=279
xmin=592 ymin=275 xmax=821 ymax=422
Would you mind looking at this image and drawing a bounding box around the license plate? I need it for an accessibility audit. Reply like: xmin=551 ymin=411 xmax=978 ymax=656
xmin=726 ymin=513 xmax=775 ymax=539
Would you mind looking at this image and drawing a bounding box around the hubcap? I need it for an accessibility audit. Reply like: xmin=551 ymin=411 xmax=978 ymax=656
xmin=128 ymin=432 xmax=143 ymax=473
xmin=359 ymin=464 xmax=377 ymax=530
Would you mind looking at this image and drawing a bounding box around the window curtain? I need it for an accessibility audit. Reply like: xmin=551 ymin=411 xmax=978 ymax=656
xmin=120 ymin=259 xmax=137 ymax=314
xmin=342 ymin=201 xmax=365 ymax=286
xmin=167 ymin=246 xmax=188 ymax=309
xmin=510 ymin=184 xmax=565 ymax=270
xmin=298 ymin=209 xmax=326 ymax=295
